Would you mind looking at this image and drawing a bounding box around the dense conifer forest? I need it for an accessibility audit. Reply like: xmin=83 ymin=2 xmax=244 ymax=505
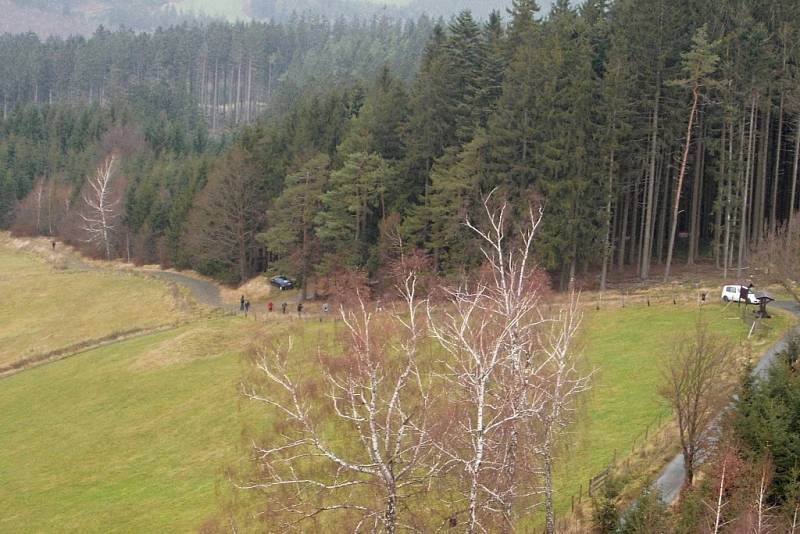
xmin=2 ymin=0 xmax=799 ymax=289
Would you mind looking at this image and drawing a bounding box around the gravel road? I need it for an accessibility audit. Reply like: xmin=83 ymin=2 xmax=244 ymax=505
xmin=146 ymin=270 xmax=223 ymax=308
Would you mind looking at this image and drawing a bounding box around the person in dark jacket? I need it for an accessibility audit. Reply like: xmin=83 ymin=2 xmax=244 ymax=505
xmin=739 ymin=283 xmax=754 ymax=307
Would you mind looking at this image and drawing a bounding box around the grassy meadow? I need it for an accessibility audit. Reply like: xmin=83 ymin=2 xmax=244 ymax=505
xmin=0 ymin=239 xmax=794 ymax=532
xmin=549 ymin=302 xmax=792 ymax=518
xmin=0 ymin=319 xmax=268 ymax=532
xmin=0 ymin=242 xmax=189 ymax=367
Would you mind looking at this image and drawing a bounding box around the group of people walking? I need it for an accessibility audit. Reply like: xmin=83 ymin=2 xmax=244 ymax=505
xmin=241 ymin=295 xmax=320 ymax=318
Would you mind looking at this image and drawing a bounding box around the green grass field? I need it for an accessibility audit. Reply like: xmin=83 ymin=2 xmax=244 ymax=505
xmin=549 ymin=302 xmax=792 ymax=516
xmin=0 ymin=243 xmax=189 ymax=367
xmin=0 ymin=319 xmax=262 ymax=532
xmin=0 ymin=240 xmax=793 ymax=532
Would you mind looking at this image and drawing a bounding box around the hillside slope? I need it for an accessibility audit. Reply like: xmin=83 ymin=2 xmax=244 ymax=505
xmin=0 ymin=238 xmax=791 ymax=531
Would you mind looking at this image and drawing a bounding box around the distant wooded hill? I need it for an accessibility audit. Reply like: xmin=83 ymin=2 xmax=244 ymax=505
xmin=248 ymin=0 xmax=523 ymax=20
xmin=2 ymin=0 xmax=552 ymax=35
xmin=1 ymin=0 xmax=199 ymax=35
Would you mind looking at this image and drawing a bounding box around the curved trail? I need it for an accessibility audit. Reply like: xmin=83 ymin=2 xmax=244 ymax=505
xmin=0 ymin=267 xmax=228 ymax=379
xmin=144 ymin=270 xmax=223 ymax=309
xmin=653 ymin=300 xmax=800 ymax=504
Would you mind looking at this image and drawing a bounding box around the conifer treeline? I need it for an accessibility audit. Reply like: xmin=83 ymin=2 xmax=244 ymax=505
xmin=0 ymin=16 xmax=434 ymax=128
xmin=4 ymin=0 xmax=800 ymax=288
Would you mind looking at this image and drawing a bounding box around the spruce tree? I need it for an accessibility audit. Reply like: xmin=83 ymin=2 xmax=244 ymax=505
xmin=316 ymin=152 xmax=389 ymax=269
xmin=260 ymin=154 xmax=330 ymax=297
xmin=534 ymin=0 xmax=604 ymax=284
xmin=446 ymin=10 xmax=486 ymax=145
xmin=475 ymin=11 xmax=507 ymax=127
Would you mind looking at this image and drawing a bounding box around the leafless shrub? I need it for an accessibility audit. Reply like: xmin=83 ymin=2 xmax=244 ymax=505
xmin=759 ymin=216 xmax=800 ymax=303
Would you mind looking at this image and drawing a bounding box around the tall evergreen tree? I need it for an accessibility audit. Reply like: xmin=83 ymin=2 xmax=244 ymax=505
xmin=446 ymin=11 xmax=487 ymax=145
xmin=534 ymin=0 xmax=604 ymax=284
xmin=316 ymin=152 xmax=389 ymax=269
xmin=260 ymin=154 xmax=330 ymax=297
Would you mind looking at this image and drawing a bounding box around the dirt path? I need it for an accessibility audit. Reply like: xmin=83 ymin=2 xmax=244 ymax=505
xmin=0 ymin=236 xmax=233 ymax=378
xmin=143 ymin=270 xmax=227 ymax=310
xmin=0 ymin=325 xmax=178 ymax=379
xmin=3 ymin=234 xmax=229 ymax=311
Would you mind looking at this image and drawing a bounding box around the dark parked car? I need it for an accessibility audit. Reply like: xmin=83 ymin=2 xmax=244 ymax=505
xmin=270 ymin=276 xmax=294 ymax=291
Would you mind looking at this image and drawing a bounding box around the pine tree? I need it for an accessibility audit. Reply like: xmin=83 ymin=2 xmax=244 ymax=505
xmin=316 ymin=151 xmax=389 ymax=269
xmin=663 ymin=25 xmax=720 ymax=281
xmin=260 ymin=154 xmax=330 ymax=298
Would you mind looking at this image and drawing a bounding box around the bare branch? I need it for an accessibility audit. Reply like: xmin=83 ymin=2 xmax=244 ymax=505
xmin=80 ymin=156 xmax=119 ymax=259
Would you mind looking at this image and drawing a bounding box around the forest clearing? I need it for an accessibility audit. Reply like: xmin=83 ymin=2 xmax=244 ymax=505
xmin=0 ymin=240 xmax=792 ymax=531
xmin=3 ymin=0 xmax=800 ymax=530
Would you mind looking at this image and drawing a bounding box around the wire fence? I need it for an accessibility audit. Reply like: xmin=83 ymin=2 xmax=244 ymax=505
xmin=547 ymin=410 xmax=673 ymax=533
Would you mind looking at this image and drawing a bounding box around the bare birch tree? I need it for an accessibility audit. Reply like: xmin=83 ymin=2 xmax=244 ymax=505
xmin=242 ymin=272 xmax=437 ymax=532
xmin=752 ymin=463 xmax=776 ymax=534
xmin=427 ymin=195 xmax=590 ymax=533
xmin=533 ymin=292 xmax=592 ymax=533
xmin=710 ymin=455 xmax=730 ymax=534
xmin=427 ymin=200 xmax=546 ymax=531
xmin=80 ymin=156 xmax=119 ymax=260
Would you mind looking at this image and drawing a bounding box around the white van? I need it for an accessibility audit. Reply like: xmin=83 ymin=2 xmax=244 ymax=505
xmin=721 ymin=285 xmax=759 ymax=304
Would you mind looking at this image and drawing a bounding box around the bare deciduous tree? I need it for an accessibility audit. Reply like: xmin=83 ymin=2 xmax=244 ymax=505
xmin=12 ymin=177 xmax=71 ymax=239
xmin=80 ymin=156 xmax=119 ymax=259
xmin=660 ymin=321 xmax=735 ymax=487
xmin=244 ymin=194 xmax=591 ymax=532
xmin=427 ymin=202 xmax=544 ymax=532
xmin=533 ymin=292 xmax=592 ymax=533
xmin=759 ymin=216 xmax=800 ymax=304
xmin=427 ymin=195 xmax=590 ymax=533
xmin=752 ymin=462 xmax=776 ymax=534
xmin=710 ymin=454 xmax=730 ymax=534
xmin=243 ymin=272 xmax=437 ymax=532
xmin=186 ymin=149 xmax=265 ymax=283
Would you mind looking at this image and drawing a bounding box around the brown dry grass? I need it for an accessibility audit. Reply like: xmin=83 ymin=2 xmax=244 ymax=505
xmin=129 ymin=320 xmax=259 ymax=371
